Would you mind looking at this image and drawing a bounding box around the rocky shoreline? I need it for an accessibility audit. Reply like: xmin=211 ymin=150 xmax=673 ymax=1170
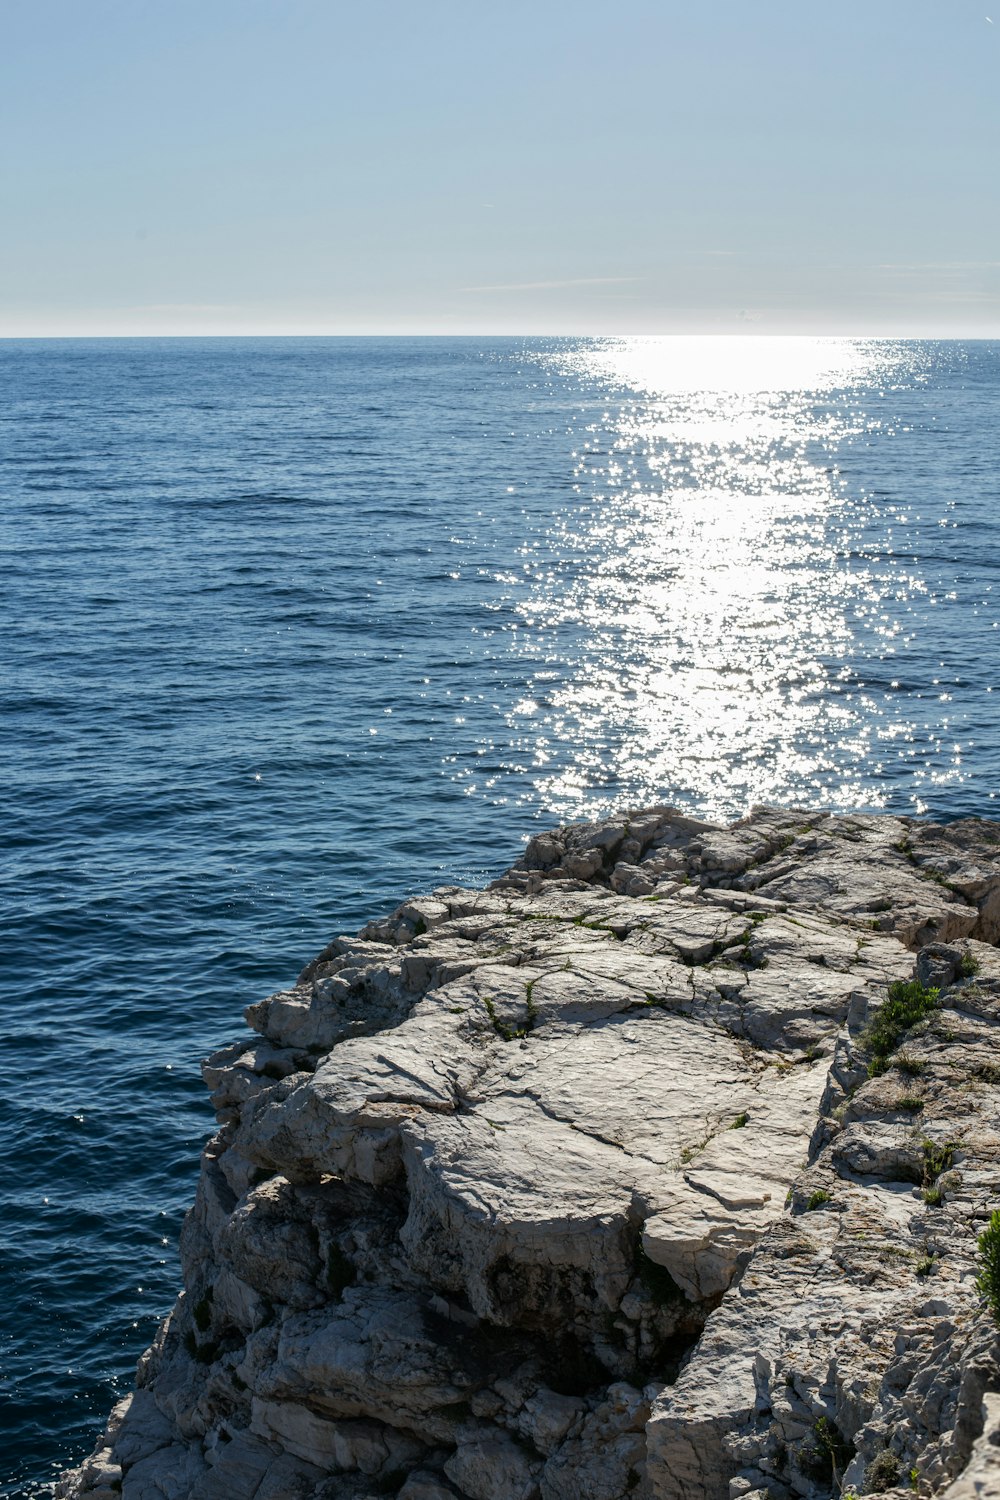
xmin=58 ymin=806 xmax=1000 ymax=1500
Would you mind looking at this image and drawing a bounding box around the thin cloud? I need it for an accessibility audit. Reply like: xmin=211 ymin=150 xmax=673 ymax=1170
xmin=460 ymin=276 xmax=639 ymax=294
xmin=127 ymin=303 xmax=243 ymax=314
xmin=875 ymin=261 xmax=1000 ymax=272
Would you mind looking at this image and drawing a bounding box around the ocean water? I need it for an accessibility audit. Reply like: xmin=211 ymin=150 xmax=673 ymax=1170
xmin=2 ymin=335 xmax=999 ymax=1496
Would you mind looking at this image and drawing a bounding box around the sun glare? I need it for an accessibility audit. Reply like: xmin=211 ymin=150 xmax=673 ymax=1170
xmin=494 ymin=336 xmax=931 ymax=821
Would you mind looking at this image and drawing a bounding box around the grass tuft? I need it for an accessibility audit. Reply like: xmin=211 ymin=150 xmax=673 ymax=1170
xmin=483 ymin=992 xmax=536 ymax=1041
xmin=894 ymin=1051 xmax=925 ymax=1077
xmin=805 ymin=1189 xmax=832 ymax=1212
xmin=864 ymin=979 xmax=939 ymax=1077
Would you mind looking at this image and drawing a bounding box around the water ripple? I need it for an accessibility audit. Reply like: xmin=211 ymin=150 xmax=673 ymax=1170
xmin=2 ymin=335 xmax=1000 ymax=1495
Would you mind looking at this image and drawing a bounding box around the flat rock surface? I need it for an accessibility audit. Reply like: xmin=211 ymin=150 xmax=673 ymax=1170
xmin=57 ymin=807 xmax=1000 ymax=1500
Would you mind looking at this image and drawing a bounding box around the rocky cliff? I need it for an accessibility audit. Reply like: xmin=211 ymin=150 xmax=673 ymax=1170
xmin=58 ymin=806 xmax=1000 ymax=1500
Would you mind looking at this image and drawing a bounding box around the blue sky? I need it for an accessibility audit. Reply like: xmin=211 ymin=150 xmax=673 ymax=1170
xmin=2 ymin=0 xmax=998 ymax=335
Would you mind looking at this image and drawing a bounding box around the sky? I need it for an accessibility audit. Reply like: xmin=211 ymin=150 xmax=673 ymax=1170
xmin=2 ymin=0 xmax=999 ymax=337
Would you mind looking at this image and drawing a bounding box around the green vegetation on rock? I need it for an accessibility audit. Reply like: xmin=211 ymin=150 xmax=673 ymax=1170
xmin=864 ymin=980 xmax=940 ymax=1077
xmin=976 ymin=1209 xmax=1000 ymax=1323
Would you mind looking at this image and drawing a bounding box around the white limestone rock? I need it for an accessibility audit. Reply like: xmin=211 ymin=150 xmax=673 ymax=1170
xmin=58 ymin=807 xmax=1000 ymax=1500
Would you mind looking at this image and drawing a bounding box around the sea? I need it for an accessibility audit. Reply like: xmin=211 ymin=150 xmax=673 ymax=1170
xmin=2 ymin=335 xmax=999 ymax=1497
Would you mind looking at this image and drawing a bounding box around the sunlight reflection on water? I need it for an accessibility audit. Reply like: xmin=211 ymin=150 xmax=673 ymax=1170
xmin=496 ymin=336 xmax=945 ymax=822
xmin=5 ymin=335 xmax=998 ymax=1496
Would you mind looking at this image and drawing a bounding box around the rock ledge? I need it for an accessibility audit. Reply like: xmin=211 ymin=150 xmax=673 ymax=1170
xmin=59 ymin=806 xmax=1000 ymax=1500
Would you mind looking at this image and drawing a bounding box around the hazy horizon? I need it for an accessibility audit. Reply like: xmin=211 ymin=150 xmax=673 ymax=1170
xmin=5 ymin=330 xmax=1000 ymax=341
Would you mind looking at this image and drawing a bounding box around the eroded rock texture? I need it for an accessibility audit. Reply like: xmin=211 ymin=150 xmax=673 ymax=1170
xmin=58 ymin=807 xmax=1000 ymax=1500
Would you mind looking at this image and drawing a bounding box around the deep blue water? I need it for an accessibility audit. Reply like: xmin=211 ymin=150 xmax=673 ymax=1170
xmin=2 ymin=335 xmax=999 ymax=1496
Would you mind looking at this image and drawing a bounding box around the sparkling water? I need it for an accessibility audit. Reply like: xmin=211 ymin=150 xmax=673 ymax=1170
xmin=3 ymin=336 xmax=998 ymax=1495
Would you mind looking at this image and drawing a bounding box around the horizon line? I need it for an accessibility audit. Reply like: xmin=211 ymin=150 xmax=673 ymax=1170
xmin=3 ymin=328 xmax=1000 ymax=342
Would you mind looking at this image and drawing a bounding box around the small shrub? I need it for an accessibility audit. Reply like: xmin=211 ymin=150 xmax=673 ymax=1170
xmin=866 ymin=1448 xmax=900 ymax=1491
xmin=864 ymin=980 xmax=940 ymax=1077
xmin=729 ymin=1111 xmax=749 ymax=1129
xmin=922 ymin=1138 xmax=956 ymax=1185
xmin=800 ymin=1416 xmax=852 ymax=1482
xmin=915 ymin=1252 xmax=937 ymax=1277
xmin=959 ymin=949 xmax=980 ymax=977
xmin=806 ymin=1189 xmax=832 ymax=1212
xmin=896 ymin=1096 xmax=925 ymax=1113
xmin=922 ymin=1185 xmax=943 ymax=1207
xmin=976 ymin=1209 xmax=1000 ymax=1323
